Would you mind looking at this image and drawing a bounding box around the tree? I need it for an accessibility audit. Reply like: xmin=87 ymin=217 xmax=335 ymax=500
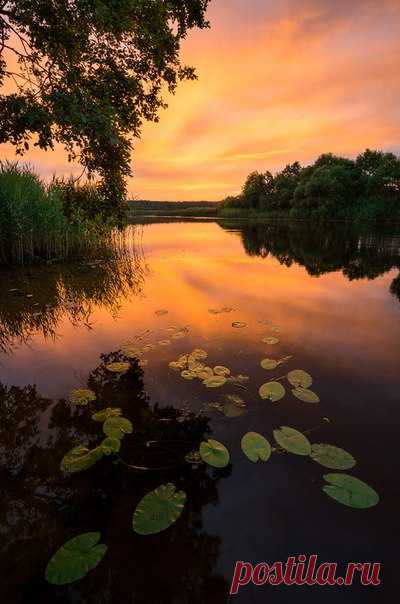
xmin=242 ymin=170 xmax=274 ymax=209
xmin=0 ymin=1 xmax=210 ymax=215
xmin=273 ymin=161 xmax=302 ymax=210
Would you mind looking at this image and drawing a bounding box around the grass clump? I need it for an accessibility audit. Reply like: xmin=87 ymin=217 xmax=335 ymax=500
xmin=0 ymin=162 xmax=116 ymax=264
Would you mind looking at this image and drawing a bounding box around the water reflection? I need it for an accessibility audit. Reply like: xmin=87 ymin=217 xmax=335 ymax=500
xmin=218 ymin=220 xmax=400 ymax=301
xmin=0 ymin=227 xmax=147 ymax=353
xmin=0 ymin=350 xmax=228 ymax=603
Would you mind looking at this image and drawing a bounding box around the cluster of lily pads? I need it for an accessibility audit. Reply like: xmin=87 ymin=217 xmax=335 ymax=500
xmin=168 ymin=348 xmax=249 ymax=389
xmin=50 ymin=315 xmax=379 ymax=588
xmin=259 ymin=368 xmax=320 ymax=404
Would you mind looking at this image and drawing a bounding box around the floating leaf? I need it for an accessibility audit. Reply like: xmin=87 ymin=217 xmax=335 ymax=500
xmin=100 ymin=437 xmax=121 ymax=455
xmin=121 ymin=345 xmax=142 ymax=359
xmin=133 ymin=483 xmax=186 ymax=535
xmin=209 ymin=307 xmax=234 ymax=314
xmin=241 ymin=432 xmax=272 ymax=463
xmin=214 ymin=366 xmax=231 ymax=376
xmin=68 ymin=389 xmax=96 ymax=406
xmin=197 ymin=368 xmax=214 ymax=380
xmin=260 ymin=358 xmax=278 ymax=370
xmin=169 ymin=361 xmax=183 ymax=371
xmin=232 ymin=321 xmax=247 ymax=329
xmin=270 ymin=325 xmax=281 ymax=334
xmin=203 ymin=375 xmax=227 ymax=388
xmin=45 ymin=532 xmax=107 ymax=585
xmin=222 ymin=395 xmax=247 ymax=417
xmin=103 ymin=417 xmax=133 ymax=439
xmin=311 ymin=444 xmax=356 ymax=470
xmin=106 ymin=362 xmax=130 ymax=374
xmin=60 ymin=445 xmax=103 ymax=474
xmin=273 ymin=426 xmax=311 ymax=456
xmin=181 ymin=370 xmax=196 ymax=380
xmin=172 ymin=332 xmax=186 ymax=340
xmin=200 ymin=439 xmax=230 ymax=468
xmin=191 ymin=348 xmax=208 ymax=360
xmin=92 ymin=408 xmax=122 ymax=422
xmin=287 ymin=370 xmax=313 ymax=389
xmin=259 ymin=381 xmax=285 ymax=402
xmin=292 ymin=387 xmax=320 ymax=403
xmin=262 ymin=336 xmax=279 ymax=345
xmin=155 ymin=309 xmax=168 ymax=316
xmin=229 ymin=373 xmax=250 ymax=384
xmin=185 ymin=451 xmax=202 ymax=464
xmin=158 ymin=340 xmax=171 ymax=346
xmin=322 ymin=474 xmax=379 ymax=509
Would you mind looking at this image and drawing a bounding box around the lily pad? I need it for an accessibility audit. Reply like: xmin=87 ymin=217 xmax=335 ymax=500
xmin=181 ymin=370 xmax=196 ymax=380
xmin=100 ymin=437 xmax=121 ymax=455
xmin=259 ymin=381 xmax=285 ymax=402
xmin=311 ymin=444 xmax=356 ymax=470
xmin=60 ymin=445 xmax=103 ymax=474
xmin=287 ymin=370 xmax=313 ymax=389
xmin=92 ymin=408 xmax=122 ymax=422
xmin=191 ymin=348 xmax=208 ymax=360
xmin=214 ymin=366 xmax=231 ymax=376
xmin=262 ymin=336 xmax=279 ymax=345
xmin=45 ymin=532 xmax=107 ymax=585
xmin=133 ymin=483 xmax=186 ymax=535
xmin=155 ymin=309 xmax=168 ymax=316
xmin=232 ymin=321 xmax=247 ymax=329
xmin=292 ymin=387 xmax=320 ymax=403
xmin=106 ymin=362 xmax=130 ymax=374
xmin=273 ymin=426 xmax=311 ymax=456
xmin=200 ymin=439 xmax=230 ymax=468
xmin=68 ymin=389 xmax=96 ymax=406
xmin=158 ymin=340 xmax=171 ymax=346
xmin=241 ymin=432 xmax=272 ymax=463
xmin=103 ymin=417 xmax=133 ymax=439
xmin=203 ymin=375 xmax=227 ymax=388
xmin=322 ymin=474 xmax=379 ymax=509
xmin=260 ymin=358 xmax=278 ymax=370
xmin=121 ymin=345 xmax=143 ymax=359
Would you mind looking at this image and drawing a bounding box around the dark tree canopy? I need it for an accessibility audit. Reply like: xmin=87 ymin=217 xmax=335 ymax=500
xmin=0 ymin=1 xmax=210 ymax=211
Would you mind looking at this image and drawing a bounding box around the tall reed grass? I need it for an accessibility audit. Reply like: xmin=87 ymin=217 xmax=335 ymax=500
xmin=0 ymin=162 xmax=113 ymax=264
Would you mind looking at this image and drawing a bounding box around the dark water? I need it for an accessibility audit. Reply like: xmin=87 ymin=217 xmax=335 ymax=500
xmin=1 ymin=220 xmax=400 ymax=603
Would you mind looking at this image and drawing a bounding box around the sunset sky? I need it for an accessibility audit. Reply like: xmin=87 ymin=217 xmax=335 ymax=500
xmin=1 ymin=0 xmax=400 ymax=200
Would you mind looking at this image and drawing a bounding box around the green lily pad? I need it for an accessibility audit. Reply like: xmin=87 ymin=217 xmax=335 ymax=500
xmin=92 ymin=408 xmax=122 ymax=422
xmin=287 ymin=370 xmax=313 ymax=389
xmin=311 ymin=444 xmax=356 ymax=470
xmin=323 ymin=474 xmax=379 ymax=509
xmin=100 ymin=437 xmax=121 ymax=455
xmin=60 ymin=445 xmax=103 ymax=474
xmin=262 ymin=336 xmax=279 ymax=345
xmin=232 ymin=321 xmax=247 ymax=328
xmin=273 ymin=426 xmax=311 ymax=456
xmin=260 ymin=358 xmax=278 ymax=370
xmin=68 ymin=389 xmax=96 ymax=406
xmin=292 ymin=387 xmax=320 ymax=403
xmin=259 ymin=381 xmax=285 ymax=402
xmin=103 ymin=416 xmax=133 ymax=439
xmin=241 ymin=432 xmax=272 ymax=463
xmin=200 ymin=439 xmax=230 ymax=468
xmin=133 ymin=483 xmax=186 ymax=535
xmin=106 ymin=362 xmax=130 ymax=374
xmin=45 ymin=532 xmax=107 ymax=585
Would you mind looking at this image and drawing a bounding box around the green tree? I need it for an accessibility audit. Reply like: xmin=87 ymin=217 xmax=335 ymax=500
xmin=273 ymin=161 xmax=302 ymax=210
xmin=0 ymin=1 xmax=210 ymax=215
xmin=242 ymin=170 xmax=274 ymax=210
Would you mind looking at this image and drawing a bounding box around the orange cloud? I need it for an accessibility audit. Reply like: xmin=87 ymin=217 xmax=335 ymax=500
xmin=1 ymin=1 xmax=400 ymax=200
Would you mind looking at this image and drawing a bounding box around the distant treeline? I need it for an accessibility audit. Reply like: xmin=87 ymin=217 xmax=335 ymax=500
xmin=221 ymin=149 xmax=400 ymax=221
xmin=129 ymin=200 xmax=219 ymax=216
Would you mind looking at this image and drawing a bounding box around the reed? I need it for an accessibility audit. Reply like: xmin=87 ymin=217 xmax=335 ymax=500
xmin=0 ymin=162 xmax=113 ymax=264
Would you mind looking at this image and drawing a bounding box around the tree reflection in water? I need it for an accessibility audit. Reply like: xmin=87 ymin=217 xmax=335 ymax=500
xmin=0 ymin=350 xmax=229 ymax=603
xmin=0 ymin=227 xmax=148 ymax=353
xmin=219 ymin=221 xmax=400 ymax=301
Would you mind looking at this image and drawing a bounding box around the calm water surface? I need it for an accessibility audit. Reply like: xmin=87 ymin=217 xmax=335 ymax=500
xmin=1 ymin=220 xmax=400 ymax=603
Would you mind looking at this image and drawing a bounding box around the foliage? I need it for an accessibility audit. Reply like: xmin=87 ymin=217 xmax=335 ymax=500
xmin=220 ymin=149 xmax=400 ymax=221
xmin=0 ymin=162 xmax=116 ymax=263
xmin=0 ymin=0 xmax=210 ymax=210
xmin=45 ymin=532 xmax=107 ymax=585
